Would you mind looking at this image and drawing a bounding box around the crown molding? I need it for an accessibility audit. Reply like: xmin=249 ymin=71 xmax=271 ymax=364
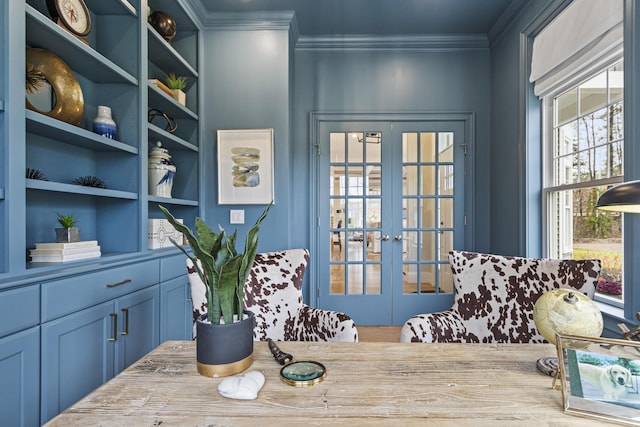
xmin=295 ymin=34 xmax=489 ymax=51
xmin=487 ymin=0 xmax=528 ymax=43
xmin=202 ymin=11 xmax=296 ymax=32
xmin=181 ymin=0 xmax=207 ymax=28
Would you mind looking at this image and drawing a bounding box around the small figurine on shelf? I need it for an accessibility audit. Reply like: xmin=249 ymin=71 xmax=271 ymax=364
xmin=164 ymin=73 xmax=188 ymax=106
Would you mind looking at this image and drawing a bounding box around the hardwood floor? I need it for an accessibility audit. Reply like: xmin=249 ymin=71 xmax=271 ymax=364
xmin=357 ymin=326 xmax=402 ymax=342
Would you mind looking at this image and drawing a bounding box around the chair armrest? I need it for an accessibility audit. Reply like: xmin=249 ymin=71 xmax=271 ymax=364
xmin=400 ymin=310 xmax=467 ymax=343
xmin=294 ymin=305 xmax=359 ymax=342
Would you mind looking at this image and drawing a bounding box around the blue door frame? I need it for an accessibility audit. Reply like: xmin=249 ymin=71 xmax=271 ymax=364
xmin=309 ymin=112 xmax=475 ymax=326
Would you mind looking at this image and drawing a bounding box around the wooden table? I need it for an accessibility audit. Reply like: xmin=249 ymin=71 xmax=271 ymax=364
xmin=46 ymin=341 xmax=617 ymax=426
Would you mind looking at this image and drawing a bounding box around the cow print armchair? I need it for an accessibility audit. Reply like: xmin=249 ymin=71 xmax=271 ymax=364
xmin=400 ymin=250 xmax=600 ymax=343
xmin=187 ymin=248 xmax=359 ymax=342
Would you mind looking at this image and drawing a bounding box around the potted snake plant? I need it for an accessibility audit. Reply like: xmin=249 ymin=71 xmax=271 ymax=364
xmin=159 ymin=203 xmax=271 ymax=377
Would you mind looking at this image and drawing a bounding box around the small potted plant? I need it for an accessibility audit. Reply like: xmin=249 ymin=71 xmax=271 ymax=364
xmin=159 ymin=202 xmax=271 ymax=377
xmin=164 ymin=72 xmax=188 ymax=106
xmin=55 ymin=212 xmax=80 ymax=243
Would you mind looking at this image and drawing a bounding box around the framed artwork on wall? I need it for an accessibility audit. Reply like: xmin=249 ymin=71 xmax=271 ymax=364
xmin=217 ymin=128 xmax=274 ymax=205
xmin=556 ymin=333 xmax=640 ymax=425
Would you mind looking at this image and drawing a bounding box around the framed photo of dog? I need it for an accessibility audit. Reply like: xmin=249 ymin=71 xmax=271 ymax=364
xmin=556 ymin=333 xmax=640 ymax=425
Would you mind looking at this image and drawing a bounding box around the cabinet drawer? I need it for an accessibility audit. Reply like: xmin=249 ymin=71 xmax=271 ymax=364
xmin=0 ymin=285 xmax=39 ymax=337
xmin=160 ymin=254 xmax=187 ymax=281
xmin=42 ymin=260 xmax=160 ymax=322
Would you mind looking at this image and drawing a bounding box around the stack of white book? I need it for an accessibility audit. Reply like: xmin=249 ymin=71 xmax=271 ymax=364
xmin=30 ymin=240 xmax=101 ymax=263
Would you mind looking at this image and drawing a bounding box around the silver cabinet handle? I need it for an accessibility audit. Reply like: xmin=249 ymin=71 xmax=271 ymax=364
xmin=381 ymin=235 xmax=390 ymax=241
xmin=121 ymin=308 xmax=129 ymax=335
xmin=394 ymin=235 xmax=403 ymax=241
xmin=108 ymin=313 xmax=118 ymax=342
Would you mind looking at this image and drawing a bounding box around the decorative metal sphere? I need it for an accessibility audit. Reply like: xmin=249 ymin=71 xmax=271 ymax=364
xmin=148 ymin=11 xmax=177 ymax=42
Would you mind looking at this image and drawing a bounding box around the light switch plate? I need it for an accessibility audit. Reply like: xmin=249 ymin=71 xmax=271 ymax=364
xmin=230 ymin=209 xmax=245 ymax=224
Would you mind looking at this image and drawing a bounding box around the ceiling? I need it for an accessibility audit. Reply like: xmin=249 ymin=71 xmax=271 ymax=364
xmin=195 ymin=0 xmax=516 ymax=36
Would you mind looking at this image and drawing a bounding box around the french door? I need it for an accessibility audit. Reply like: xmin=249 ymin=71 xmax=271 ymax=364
xmin=316 ymin=118 xmax=467 ymax=325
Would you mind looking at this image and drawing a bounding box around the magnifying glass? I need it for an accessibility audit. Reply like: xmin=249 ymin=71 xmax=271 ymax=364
xmin=267 ymin=339 xmax=326 ymax=387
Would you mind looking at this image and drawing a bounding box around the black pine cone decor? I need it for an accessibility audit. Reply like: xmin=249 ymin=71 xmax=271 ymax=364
xmin=72 ymin=175 xmax=107 ymax=189
xmin=26 ymin=168 xmax=48 ymax=180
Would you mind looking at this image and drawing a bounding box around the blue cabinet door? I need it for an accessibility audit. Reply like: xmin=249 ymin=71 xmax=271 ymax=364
xmin=160 ymin=276 xmax=192 ymax=342
xmin=115 ymin=286 xmax=160 ymax=373
xmin=40 ymin=301 xmax=115 ymax=424
xmin=0 ymin=327 xmax=40 ymax=427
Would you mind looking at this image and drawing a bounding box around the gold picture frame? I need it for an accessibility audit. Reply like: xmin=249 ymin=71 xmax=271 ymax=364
xmin=556 ymin=333 xmax=640 ymax=425
xmin=217 ymin=129 xmax=274 ymax=205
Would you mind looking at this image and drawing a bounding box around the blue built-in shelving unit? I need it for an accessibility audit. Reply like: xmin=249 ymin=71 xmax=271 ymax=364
xmin=0 ymin=1 xmax=202 ymax=424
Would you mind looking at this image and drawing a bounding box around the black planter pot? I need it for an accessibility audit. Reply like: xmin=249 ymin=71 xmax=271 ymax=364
xmin=196 ymin=310 xmax=254 ymax=377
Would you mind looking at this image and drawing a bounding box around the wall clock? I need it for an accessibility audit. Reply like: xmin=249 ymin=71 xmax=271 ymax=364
xmin=46 ymin=0 xmax=91 ymax=43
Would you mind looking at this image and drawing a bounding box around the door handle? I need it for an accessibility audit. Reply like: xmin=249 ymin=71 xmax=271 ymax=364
xmin=381 ymin=235 xmax=390 ymax=241
xmin=108 ymin=313 xmax=118 ymax=342
xmin=121 ymin=308 xmax=129 ymax=335
xmin=394 ymin=235 xmax=402 ymax=241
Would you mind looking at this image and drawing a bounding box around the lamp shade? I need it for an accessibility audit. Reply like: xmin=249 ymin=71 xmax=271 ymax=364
xmin=596 ymin=180 xmax=640 ymax=213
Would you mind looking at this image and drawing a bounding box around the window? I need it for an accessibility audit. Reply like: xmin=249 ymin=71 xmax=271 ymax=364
xmin=543 ymin=61 xmax=624 ymax=305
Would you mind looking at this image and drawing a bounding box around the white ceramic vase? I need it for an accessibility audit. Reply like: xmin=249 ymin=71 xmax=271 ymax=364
xmin=92 ymin=105 xmax=117 ymax=139
xmin=148 ymin=142 xmax=176 ymax=198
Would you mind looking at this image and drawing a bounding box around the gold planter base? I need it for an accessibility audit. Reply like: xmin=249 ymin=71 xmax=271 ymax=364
xmin=197 ymin=354 xmax=253 ymax=377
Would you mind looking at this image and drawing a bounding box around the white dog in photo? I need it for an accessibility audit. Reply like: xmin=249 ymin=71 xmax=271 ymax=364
xmin=578 ymin=362 xmax=633 ymax=400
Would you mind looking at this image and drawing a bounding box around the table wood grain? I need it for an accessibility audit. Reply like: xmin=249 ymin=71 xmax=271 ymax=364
xmin=45 ymin=341 xmax=618 ymax=426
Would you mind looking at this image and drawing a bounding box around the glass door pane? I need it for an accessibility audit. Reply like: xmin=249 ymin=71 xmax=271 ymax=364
xmin=329 ymin=131 xmax=383 ymax=296
xmin=401 ymin=132 xmax=454 ymax=295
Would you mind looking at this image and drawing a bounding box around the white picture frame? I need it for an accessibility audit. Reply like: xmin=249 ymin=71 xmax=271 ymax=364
xmin=217 ymin=128 xmax=274 ymax=205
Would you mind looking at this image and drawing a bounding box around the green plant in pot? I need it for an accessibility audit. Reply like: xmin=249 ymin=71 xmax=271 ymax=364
xmin=164 ymin=72 xmax=188 ymax=106
xmin=55 ymin=212 xmax=80 ymax=243
xmin=159 ymin=203 xmax=271 ymax=377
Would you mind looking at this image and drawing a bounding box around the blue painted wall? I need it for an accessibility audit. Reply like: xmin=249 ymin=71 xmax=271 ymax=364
xmin=488 ymin=0 xmax=555 ymax=257
xmin=201 ymin=29 xmax=494 ymax=266
xmin=200 ymin=28 xmax=494 ymax=300
xmin=200 ymin=29 xmax=292 ymax=253
xmin=293 ymin=47 xmax=493 ymax=255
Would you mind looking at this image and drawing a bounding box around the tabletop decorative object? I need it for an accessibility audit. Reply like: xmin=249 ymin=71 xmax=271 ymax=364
xmin=534 ymin=289 xmax=604 ymax=345
xmin=268 ymin=339 xmax=326 ymax=387
xmin=217 ymin=371 xmax=265 ymax=400
xmin=159 ymin=202 xmax=272 ymax=377
xmin=534 ymin=289 xmax=603 ymax=378
xmin=556 ymin=333 xmax=640 ymax=425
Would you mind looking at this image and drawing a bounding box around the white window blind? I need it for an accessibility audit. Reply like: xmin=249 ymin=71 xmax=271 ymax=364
xmin=529 ymin=0 xmax=623 ymax=97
